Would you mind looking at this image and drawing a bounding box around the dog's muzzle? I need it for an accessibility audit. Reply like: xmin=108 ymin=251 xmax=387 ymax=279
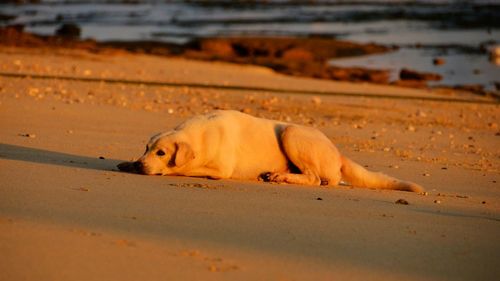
xmin=117 ymin=160 xmax=146 ymax=174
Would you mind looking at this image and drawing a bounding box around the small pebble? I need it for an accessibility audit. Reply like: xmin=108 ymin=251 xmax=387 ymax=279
xmin=241 ymin=108 xmax=252 ymax=114
xmin=395 ymin=199 xmax=409 ymax=205
xmin=311 ymin=96 xmax=322 ymax=105
xmin=188 ymin=250 xmax=200 ymax=257
xmin=416 ymin=110 xmax=427 ymax=117
xmin=208 ymin=265 xmax=218 ymax=272
xmin=19 ymin=133 xmax=36 ymax=138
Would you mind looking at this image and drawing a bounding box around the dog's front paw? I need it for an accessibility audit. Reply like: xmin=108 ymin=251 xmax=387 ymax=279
xmin=268 ymin=172 xmax=287 ymax=183
xmin=259 ymin=172 xmax=287 ymax=183
xmin=259 ymin=172 xmax=273 ymax=182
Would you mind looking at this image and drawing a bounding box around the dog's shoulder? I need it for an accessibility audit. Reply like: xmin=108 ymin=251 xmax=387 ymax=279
xmin=173 ymin=110 xmax=237 ymax=131
xmin=199 ymin=110 xmax=256 ymax=124
xmin=207 ymin=109 xmax=247 ymax=118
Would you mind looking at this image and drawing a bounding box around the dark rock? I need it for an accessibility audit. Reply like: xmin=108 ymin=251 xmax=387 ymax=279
xmin=392 ymin=79 xmax=428 ymax=88
xmin=0 ymin=13 xmax=17 ymax=22
xmin=454 ymin=84 xmax=485 ymax=95
xmin=200 ymin=40 xmax=235 ymax=57
xmin=400 ymin=68 xmax=442 ymax=81
xmin=329 ymin=67 xmax=389 ymax=84
xmin=55 ymin=23 xmax=81 ymax=39
xmin=282 ymin=47 xmax=314 ymax=61
xmin=432 ymin=57 xmax=446 ymax=65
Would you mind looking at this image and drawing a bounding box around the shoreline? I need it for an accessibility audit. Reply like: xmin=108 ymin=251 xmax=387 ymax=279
xmin=2 ymin=26 xmax=497 ymax=99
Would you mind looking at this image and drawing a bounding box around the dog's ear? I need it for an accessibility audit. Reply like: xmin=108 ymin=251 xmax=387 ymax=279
xmin=174 ymin=142 xmax=195 ymax=167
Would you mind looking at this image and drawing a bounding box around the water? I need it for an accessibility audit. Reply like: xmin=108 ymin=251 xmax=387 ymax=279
xmin=331 ymin=48 xmax=498 ymax=88
xmin=1 ymin=0 xmax=499 ymax=89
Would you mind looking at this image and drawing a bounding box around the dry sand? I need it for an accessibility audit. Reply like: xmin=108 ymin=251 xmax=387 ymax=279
xmin=0 ymin=46 xmax=499 ymax=281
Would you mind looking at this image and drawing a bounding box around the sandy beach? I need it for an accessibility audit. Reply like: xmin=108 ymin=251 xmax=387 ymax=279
xmin=0 ymin=46 xmax=499 ymax=280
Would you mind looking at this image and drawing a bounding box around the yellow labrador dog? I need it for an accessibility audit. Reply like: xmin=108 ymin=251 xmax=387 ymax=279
xmin=119 ymin=110 xmax=423 ymax=192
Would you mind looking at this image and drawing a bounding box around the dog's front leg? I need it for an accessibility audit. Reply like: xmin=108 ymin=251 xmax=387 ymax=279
xmin=183 ymin=166 xmax=232 ymax=180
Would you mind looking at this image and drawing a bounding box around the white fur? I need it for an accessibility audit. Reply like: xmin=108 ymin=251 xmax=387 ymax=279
xmin=137 ymin=110 xmax=423 ymax=193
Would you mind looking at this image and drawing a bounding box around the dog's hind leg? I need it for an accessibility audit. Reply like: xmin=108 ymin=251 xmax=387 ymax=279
xmin=266 ymin=126 xmax=341 ymax=186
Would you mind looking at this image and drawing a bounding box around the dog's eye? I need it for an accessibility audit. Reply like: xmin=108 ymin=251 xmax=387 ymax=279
xmin=156 ymin=150 xmax=165 ymax=156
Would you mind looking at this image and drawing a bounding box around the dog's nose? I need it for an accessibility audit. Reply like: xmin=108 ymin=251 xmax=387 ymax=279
xmin=133 ymin=161 xmax=144 ymax=172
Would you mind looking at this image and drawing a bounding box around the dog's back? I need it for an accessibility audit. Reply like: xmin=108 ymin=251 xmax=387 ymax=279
xmin=195 ymin=110 xmax=291 ymax=179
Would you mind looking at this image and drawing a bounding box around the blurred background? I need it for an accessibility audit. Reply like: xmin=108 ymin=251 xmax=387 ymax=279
xmin=1 ymin=0 xmax=499 ymax=91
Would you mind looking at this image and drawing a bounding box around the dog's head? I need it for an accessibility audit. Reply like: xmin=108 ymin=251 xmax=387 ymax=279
xmin=134 ymin=132 xmax=195 ymax=175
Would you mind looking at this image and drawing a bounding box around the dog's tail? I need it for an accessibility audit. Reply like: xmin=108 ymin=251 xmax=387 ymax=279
xmin=340 ymin=156 xmax=424 ymax=193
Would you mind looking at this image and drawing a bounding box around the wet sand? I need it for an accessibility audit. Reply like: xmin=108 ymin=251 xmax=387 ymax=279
xmin=0 ymin=46 xmax=499 ymax=280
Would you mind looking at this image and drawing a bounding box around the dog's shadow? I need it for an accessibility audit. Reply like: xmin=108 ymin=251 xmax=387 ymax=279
xmin=0 ymin=143 xmax=128 ymax=172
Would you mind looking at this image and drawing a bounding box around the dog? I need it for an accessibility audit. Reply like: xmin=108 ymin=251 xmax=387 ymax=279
xmin=118 ymin=110 xmax=424 ymax=192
